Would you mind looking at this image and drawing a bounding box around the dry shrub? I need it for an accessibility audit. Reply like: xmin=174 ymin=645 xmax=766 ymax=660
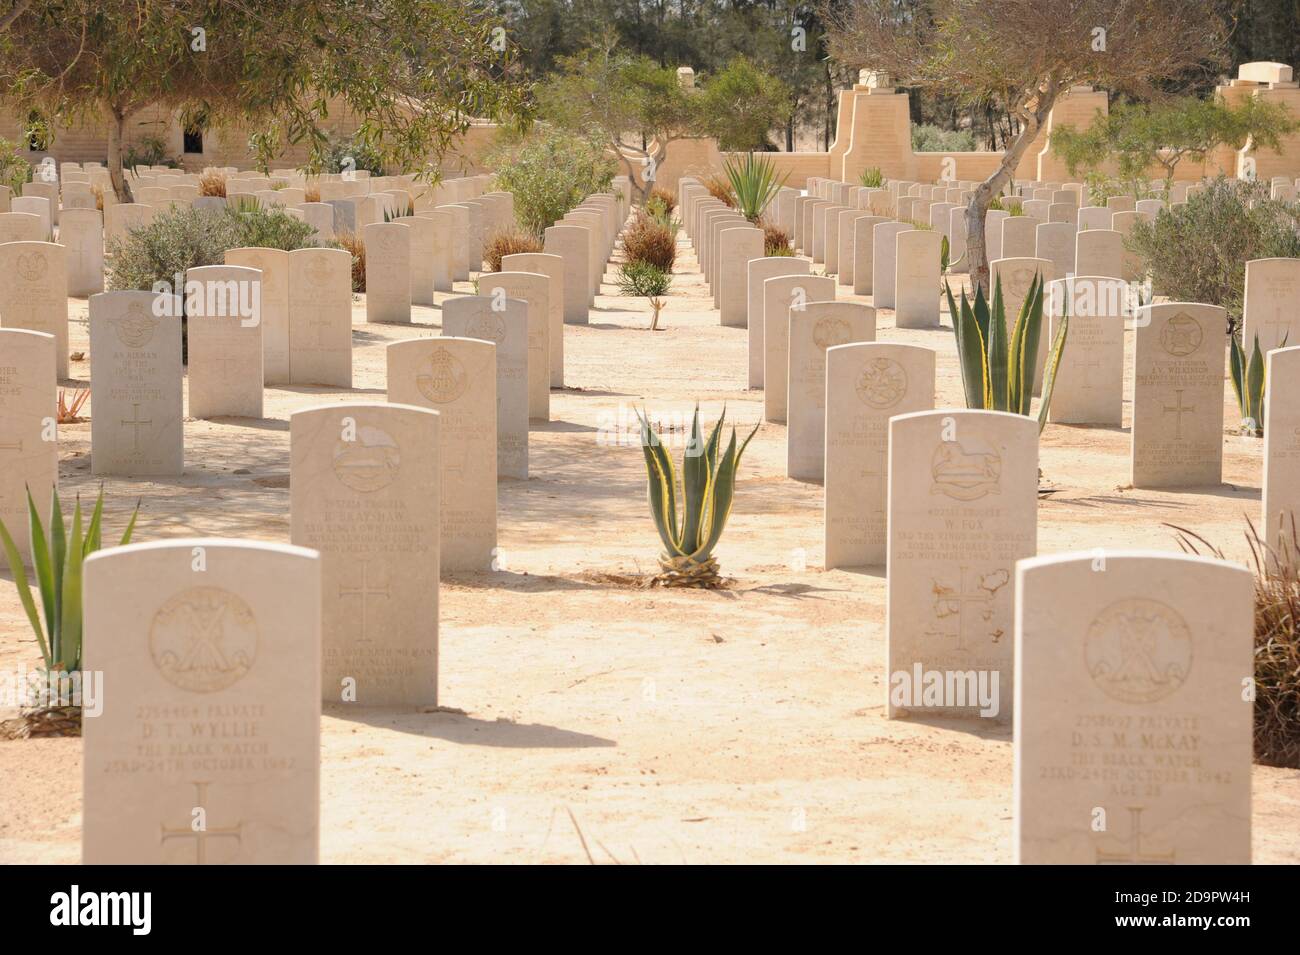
xmin=484 ymin=231 xmax=543 ymax=273
xmin=304 ymin=183 xmax=321 ymax=203
xmin=622 ymin=211 xmax=676 ymax=271
xmin=763 ymin=222 xmax=792 ymax=256
xmin=702 ymin=173 xmax=734 ymax=208
xmin=91 ymin=184 xmax=104 ymax=212
xmin=198 ymin=170 xmax=227 ymax=198
xmin=648 ymin=185 xmax=677 ymax=214
xmin=57 ymin=388 xmax=89 ymax=424
xmin=1171 ymin=520 xmax=1300 ymax=768
xmin=335 ymin=231 xmax=365 ymax=292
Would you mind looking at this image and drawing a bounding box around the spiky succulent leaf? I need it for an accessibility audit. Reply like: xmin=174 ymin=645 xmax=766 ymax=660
xmin=59 ymin=497 xmax=84 ymax=672
xmin=1037 ymin=309 xmax=1069 ymax=433
xmin=636 ymin=409 xmax=682 ymax=555
xmin=0 ymin=511 xmax=49 ymax=668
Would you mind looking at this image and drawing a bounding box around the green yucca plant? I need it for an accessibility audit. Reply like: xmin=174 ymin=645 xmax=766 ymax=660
xmin=722 ymin=152 xmax=787 ymax=224
xmin=859 ymin=166 xmax=884 ymax=188
xmin=0 ymin=485 xmax=139 ymax=675
xmin=1230 ymin=332 xmax=1284 ymax=436
xmin=943 ymin=272 xmax=1068 ymax=433
xmin=635 ymin=405 xmax=759 ymax=587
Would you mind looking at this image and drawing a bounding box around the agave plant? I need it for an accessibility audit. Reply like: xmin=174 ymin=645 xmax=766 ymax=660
xmin=943 ymin=272 xmax=1068 ymax=432
xmin=0 ymin=485 xmax=139 ymax=679
xmin=722 ymin=152 xmax=787 ymax=224
xmin=635 ymin=405 xmax=758 ymax=587
xmin=859 ymin=167 xmax=884 ymax=188
xmin=1230 ymin=332 xmax=1283 ymax=437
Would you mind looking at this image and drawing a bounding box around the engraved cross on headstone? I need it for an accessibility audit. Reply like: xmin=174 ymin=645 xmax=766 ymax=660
xmin=339 ymin=559 xmax=389 ymax=643
xmin=160 ymin=781 xmax=243 ymax=864
xmin=1095 ymin=806 xmax=1176 ymax=864
xmin=931 ymin=565 xmax=998 ymax=651
xmin=1162 ymin=389 xmax=1196 ymax=441
xmin=120 ymin=403 xmax=152 ymax=453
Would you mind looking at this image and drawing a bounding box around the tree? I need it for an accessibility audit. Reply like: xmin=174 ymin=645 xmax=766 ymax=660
xmin=820 ymin=0 xmax=1230 ymax=293
xmin=694 ymin=56 xmax=793 ymax=151
xmin=1052 ymin=96 xmax=1298 ymax=196
xmin=538 ymin=40 xmax=791 ymax=202
xmin=0 ymin=1 xmax=529 ymax=202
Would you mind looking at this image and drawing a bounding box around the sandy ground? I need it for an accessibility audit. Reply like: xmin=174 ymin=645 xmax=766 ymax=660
xmin=1 ymin=230 xmax=1297 ymax=865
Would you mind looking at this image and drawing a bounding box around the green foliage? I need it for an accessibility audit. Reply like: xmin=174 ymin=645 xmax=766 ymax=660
xmin=230 ymin=202 xmax=320 ymax=251
xmin=911 ymin=123 xmax=977 ymax=152
xmin=1127 ymin=177 xmax=1300 ymax=334
xmin=1230 ymin=333 xmax=1279 ymax=436
xmin=635 ymin=405 xmax=759 ymax=585
xmin=859 ymin=167 xmax=884 ymax=187
xmin=0 ymin=136 xmax=31 ymax=194
xmin=124 ymin=134 xmax=178 ymax=170
xmin=1052 ymin=97 xmax=1299 ymax=190
xmin=617 ymin=260 xmax=671 ymax=297
xmin=722 ymin=151 xmax=787 ymax=222
xmin=486 ymin=126 xmax=616 ymax=236
xmin=1 ymin=1 xmax=528 ymax=198
xmin=539 ymin=45 xmax=693 ymax=156
xmin=107 ymin=206 xmax=242 ymax=291
xmin=316 ymin=133 xmax=387 ymax=177
xmin=0 ymin=485 xmax=139 ymax=674
xmin=694 ymin=56 xmax=793 ymax=152
xmin=107 ymin=203 xmax=318 ymax=290
xmin=944 ymin=273 xmax=1068 ymax=433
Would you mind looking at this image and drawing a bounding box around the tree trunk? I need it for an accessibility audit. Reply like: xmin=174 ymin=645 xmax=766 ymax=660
xmin=965 ymin=94 xmax=1056 ymax=296
xmin=106 ymin=107 xmax=134 ymax=204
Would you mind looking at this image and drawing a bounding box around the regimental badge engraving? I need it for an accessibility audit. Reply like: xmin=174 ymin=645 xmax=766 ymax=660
xmin=150 ymin=588 xmax=258 ymax=692
xmin=417 ymin=346 xmax=468 ymax=404
xmin=1085 ymin=598 xmax=1193 ymax=703
xmin=930 ymin=437 xmax=1002 ymax=501
xmin=856 ymin=357 xmax=907 ymax=409
xmin=332 ymin=425 xmax=401 ymax=493
xmin=111 ymin=300 xmax=159 ymax=348
xmin=813 ymin=317 xmax=853 ymax=349
xmin=17 ymin=250 xmax=48 ymax=283
xmin=1159 ymin=312 xmax=1203 ymax=357
xmin=465 ymin=310 xmax=507 ymax=344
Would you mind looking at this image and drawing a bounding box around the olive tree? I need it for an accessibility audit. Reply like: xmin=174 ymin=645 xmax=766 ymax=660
xmin=820 ymin=0 xmax=1230 ymax=293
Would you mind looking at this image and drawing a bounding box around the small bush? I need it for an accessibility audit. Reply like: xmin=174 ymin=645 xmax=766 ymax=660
xmin=622 ymin=212 xmax=676 ymax=271
xmin=198 ymin=171 xmax=227 ymax=197
xmin=124 ymin=134 xmax=180 ymax=169
xmin=859 ymin=167 xmax=884 ymax=188
xmin=106 ymin=204 xmax=318 ymax=290
xmin=911 ymin=123 xmax=977 ymax=153
xmin=0 ymin=136 xmax=30 ymax=194
xmin=617 ymin=260 xmax=671 ymax=297
xmin=304 ymin=183 xmax=321 ymax=203
xmin=648 ymin=186 xmax=677 ymax=215
xmin=763 ymin=223 xmax=792 ymax=256
xmin=106 ymin=206 xmax=243 ymax=291
xmin=228 ymin=203 xmax=319 ymax=251
xmin=1129 ymin=176 xmax=1300 ymax=335
xmin=334 ymin=231 xmax=366 ymax=292
xmin=1172 ymin=521 xmax=1300 ymax=769
xmin=702 ymin=173 xmax=734 ymax=208
xmin=487 ymin=126 xmax=616 ymax=236
xmin=319 ymin=134 xmax=385 ymax=176
xmin=484 ymin=231 xmax=543 ymax=272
